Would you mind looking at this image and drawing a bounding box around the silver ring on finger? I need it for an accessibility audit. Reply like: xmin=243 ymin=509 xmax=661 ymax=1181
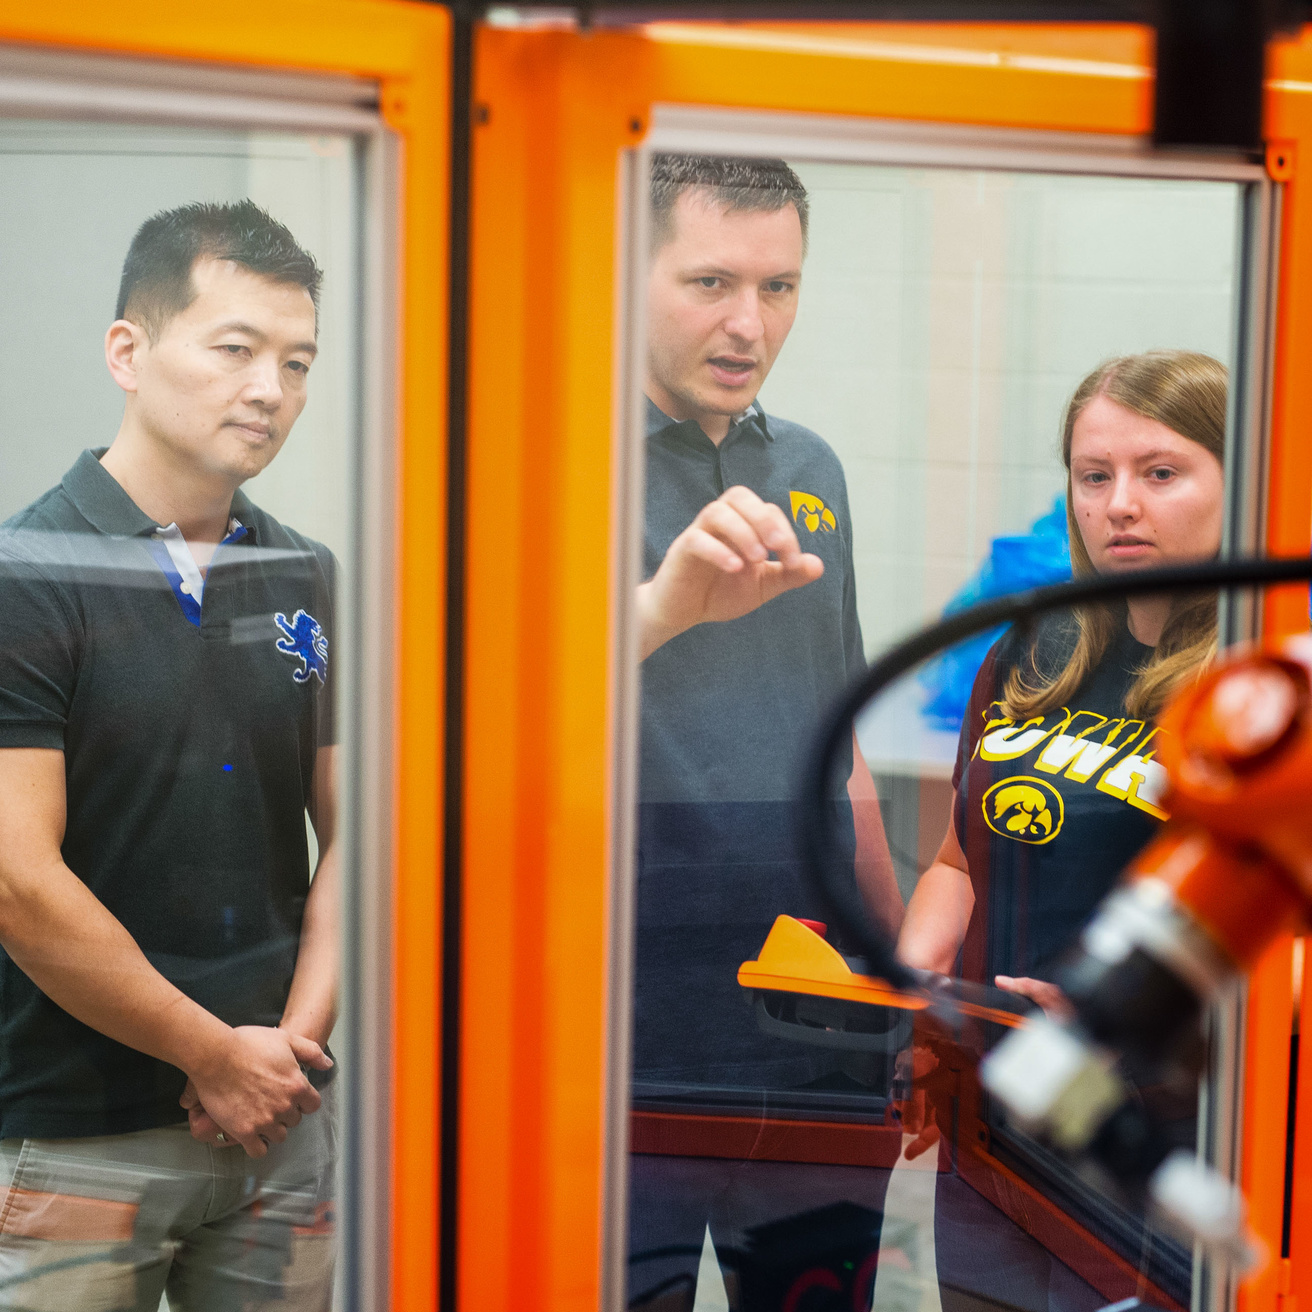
xmin=215 ymin=1131 xmax=227 ymax=1144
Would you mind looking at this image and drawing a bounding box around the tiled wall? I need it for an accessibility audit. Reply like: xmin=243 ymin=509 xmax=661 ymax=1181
xmin=759 ymin=161 xmax=1241 ymax=663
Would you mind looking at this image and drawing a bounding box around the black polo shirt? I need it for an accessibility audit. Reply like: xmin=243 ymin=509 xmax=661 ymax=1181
xmin=0 ymin=449 xmax=334 ymax=1138
xmin=635 ymin=400 xmax=865 ymax=1088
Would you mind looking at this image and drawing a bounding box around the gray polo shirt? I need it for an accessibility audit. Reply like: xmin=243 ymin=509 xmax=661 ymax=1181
xmin=635 ymin=399 xmax=865 ymax=1087
xmin=0 ymin=450 xmax=334 ymax=1138
xmin=640 ymin=398 xmax=864 ymax=803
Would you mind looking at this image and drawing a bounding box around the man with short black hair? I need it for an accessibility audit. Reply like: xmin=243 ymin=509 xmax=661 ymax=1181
xmin=630 ymin=155 xmax=901 ymax=1309
xmin=0 ymin=200 xmax=338 ymax=1309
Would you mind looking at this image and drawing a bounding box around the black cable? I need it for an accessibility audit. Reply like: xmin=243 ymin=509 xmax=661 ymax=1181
xmin=797 ymin=556 xmax=1312 ymax=993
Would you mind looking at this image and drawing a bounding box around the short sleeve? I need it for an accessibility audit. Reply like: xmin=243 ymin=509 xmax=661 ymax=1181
xmin=313 ymin=543 xmax=338 ymax=749
xmin=841 ymin=533 xmax=866 ymax=685
xmin=831 ymin=463 xmax=866 ymax=684
xmin=0 ymin=542 xmax=81 ymax=749
xmin=951 ymin=637 xmax=1008 ymax=819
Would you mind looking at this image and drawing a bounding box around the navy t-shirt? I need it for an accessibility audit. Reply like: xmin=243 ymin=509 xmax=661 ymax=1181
xmin=0 ymin=450 xmax=335 ymax=1138
xmin=953 ymin=613 xmax=1167 ymax=983
xmin=635 ymin=401 xmax=866 ymax=1088
xmin=952 ymin=614 xmax=1199 ymax=1307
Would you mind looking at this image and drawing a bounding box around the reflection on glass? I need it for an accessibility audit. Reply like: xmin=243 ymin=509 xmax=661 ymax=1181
xmin=628 ymin=150 xmax=1240 ymax=1312
xmin=0 ymin=122 xmax=358 ymax=1310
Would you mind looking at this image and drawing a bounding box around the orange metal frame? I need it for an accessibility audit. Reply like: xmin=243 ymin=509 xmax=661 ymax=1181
xmin=0 ymin=3 xmax=450 ymax=1310
xmin=467 ymin=19 xmax=1312 ymax=1312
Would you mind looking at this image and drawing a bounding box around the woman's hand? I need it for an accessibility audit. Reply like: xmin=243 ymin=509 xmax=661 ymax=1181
xmin=994 ymin=975 xmax=1074 ymax=1021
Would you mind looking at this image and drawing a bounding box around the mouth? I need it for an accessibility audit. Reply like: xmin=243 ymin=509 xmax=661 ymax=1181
xmin=1105 ymin=536 xmax=1154 ymax=558
xmin=227 ymin=420 xmax=274 ymax=441
xmin=706 ymin=356 xmax=758 ymax=388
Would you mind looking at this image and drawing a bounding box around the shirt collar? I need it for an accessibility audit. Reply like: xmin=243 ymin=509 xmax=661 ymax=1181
xmin=62 ymin=448 xmax=258 ymax=543
xmin=229 ymin=488 xmax=257 ymax=540
xmin=644 ymin=396 xmax=773 ymax=443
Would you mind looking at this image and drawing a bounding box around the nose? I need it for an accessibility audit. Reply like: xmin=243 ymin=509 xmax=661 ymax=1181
xmin=722 ymin=287 xmax=765 ymax=346
xmin=243 ymin=355 xmax=284 ymax=410
xmin=1106 ymin=469 xmax=1140 ymax=523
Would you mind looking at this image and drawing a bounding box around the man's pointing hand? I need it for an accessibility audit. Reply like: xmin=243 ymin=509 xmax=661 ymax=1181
xmin=637 ymin=485 xmax=824 ymax=659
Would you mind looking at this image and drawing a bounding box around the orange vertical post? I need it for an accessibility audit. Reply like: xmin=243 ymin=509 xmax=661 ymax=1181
xmin=1267 ymin=37 xmax=1312 ymax=1312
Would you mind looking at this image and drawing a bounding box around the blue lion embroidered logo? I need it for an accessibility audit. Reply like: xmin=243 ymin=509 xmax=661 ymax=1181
xmin=274 ymin=610 xmax=328 ymax=685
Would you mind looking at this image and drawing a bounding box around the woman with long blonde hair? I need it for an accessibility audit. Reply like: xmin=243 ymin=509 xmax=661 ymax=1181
xmin=897 ymin=349 xmax=1226 ymax=1012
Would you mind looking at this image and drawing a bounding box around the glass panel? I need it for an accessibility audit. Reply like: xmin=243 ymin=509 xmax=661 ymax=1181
xmin=0 ymin=117 xmax=360 ymax=1309
xmin=627 ymin=148 xmax=1243 ymax=1312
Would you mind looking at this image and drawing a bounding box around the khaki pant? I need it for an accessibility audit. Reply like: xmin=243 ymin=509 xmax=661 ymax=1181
xmin=0 ymin=1083 xmax=336 ymax=1312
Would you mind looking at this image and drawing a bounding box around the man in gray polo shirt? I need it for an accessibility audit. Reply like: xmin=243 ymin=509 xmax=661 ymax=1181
xmin=630 ymin=155 xmax=902 ymax=1309
xmin=0 ymin=201 xmax=337 ymax=1309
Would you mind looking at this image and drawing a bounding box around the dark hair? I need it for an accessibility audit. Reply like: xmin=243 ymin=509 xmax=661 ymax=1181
xmin=116 ymin=200 xmax=323 ymax=338
xmin=650 ymin=154 xmax=809 ymax=253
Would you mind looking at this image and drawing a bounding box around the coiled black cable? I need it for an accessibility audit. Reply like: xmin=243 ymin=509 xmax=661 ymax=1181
xmin=796 ymin=556 xmax=1312 ymax=992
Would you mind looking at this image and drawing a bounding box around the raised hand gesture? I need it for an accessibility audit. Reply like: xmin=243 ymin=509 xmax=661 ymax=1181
xmin=638 ymin=485 xmax=823 ymax=659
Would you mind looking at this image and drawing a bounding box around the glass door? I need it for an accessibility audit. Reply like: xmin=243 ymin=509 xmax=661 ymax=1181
xmin=616 ymin=108 xmax=1271 ymax=1312
xmin=0 ymin=51 xmax=394 ymax=1312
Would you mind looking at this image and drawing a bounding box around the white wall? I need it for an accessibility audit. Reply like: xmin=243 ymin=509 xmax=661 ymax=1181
xmin=758 ymin=162 xmax=1241 ymax=660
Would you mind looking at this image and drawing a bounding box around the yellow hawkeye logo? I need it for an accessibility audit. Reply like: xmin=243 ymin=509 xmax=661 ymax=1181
xmin=790 ymin=491 xmax=836 ymax=533
xmin=982 ymin=776 xmax=1065 ymax=845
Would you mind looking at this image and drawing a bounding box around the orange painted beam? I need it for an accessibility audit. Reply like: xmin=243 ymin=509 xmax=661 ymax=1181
xmin=1259 ymin=54 xmax=1312 ymax=1312
xmin=1239 ymin=940 xmax=1296 ymax=1312
xmin=0 ymin=0 xmax=438 ymax=78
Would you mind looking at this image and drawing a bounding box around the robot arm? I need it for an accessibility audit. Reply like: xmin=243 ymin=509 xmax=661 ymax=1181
xmin=983 ymin=640 xmax=1312 ymax=1258
xmin=795 ymin=559 xmax=1312 ymax=1265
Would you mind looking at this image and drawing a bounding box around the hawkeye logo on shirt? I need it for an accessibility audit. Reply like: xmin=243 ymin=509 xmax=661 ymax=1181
xmin=982 ymin=777 xmax=1064 ymax=845
xmin=972 ymin=700 xmax=1170 ymax=842
xmin=790 ymin=491 xmax=836 ymax=534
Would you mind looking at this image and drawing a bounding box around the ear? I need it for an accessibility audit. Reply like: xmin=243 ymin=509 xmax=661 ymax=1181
xmin=105 ymin=319 xmax=148 ymax=394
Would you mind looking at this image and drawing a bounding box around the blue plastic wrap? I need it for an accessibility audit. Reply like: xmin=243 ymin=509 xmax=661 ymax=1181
xmin=916 ymin=497 xmax=1072 ymax=733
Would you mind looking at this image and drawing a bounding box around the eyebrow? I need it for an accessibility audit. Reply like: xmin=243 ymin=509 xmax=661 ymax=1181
xmin=1073 ymin=448 xmax=1185 ymax=465
xmin=683 ymin=266 xmax=802 ymax=281
xmin=215 ymin=320 xmax=318 ymax=357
